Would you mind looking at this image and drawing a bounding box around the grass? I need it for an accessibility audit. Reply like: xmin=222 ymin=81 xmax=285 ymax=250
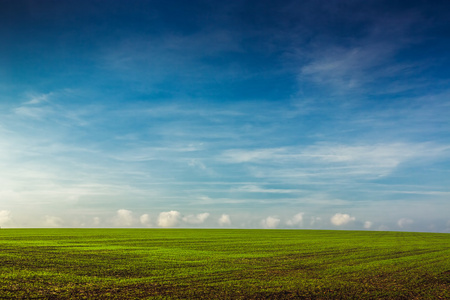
xmin=0 ymin=229 xmax=449 ymax=299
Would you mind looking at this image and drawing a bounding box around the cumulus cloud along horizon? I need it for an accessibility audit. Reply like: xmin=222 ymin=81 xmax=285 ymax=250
xmin=182 ymin=213 xmax=210 ymax=225
xmin=261 ymin=216 xmax=281 ymax=229
xmin=0 ymin=210 xmax=11 ymax=226
xmin=331 ymin=213 xmax=355 ymax=226
xmin=218 ymin=214 xmax=231 ymax=226
xmin=1 ymin=1 xmax=450 ymax=231
xmin=140 ymin=214 xmax=151 ymax=227
xmin=115 ymin=209 xmax=134 ymax=227
xmin=2 ymin=208 xmax=446 ymax=231
xmin=364 ymin=221 xmax=373 ymax=229
xmin=157 ymin=211 xmax=181 ymax=228
xmin=286 ymin=213 xmax=304 ymax=227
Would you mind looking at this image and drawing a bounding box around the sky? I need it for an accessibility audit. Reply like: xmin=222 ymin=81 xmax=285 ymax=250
xmin=1 ymin=0 xmax=450 ymax=231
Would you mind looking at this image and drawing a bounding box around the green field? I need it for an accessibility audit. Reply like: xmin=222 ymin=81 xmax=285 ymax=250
xmin=0 ymin=229 xmax=449 ymax=299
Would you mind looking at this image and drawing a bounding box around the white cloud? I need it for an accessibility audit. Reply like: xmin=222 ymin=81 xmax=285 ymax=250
xmin=398 ymin=218 xmax=413 ymax=229
xmin=218 ymin=214 xmax=231 ymax=226
xmin=140 ymin=214 xmax=151 ymax=226
xmin=0 ymin=210 xmax=11 ymax=226
xmin=115 ymin=209 xmax=134 ymax=227
xmin=14 ymin=106 xmax=49 ymax=119
xmin=157 ymin=211 xmax=181 ymax=227
xmin=235 ymin=185 xmax=297 ymax=194
xmin=301 ymin=44 xmax=395 ymax=90
xmin=44 ymin=215 xmax=63 ymax=228
xmin=261 ymin=216 xmax=280 ymax=229
xmin=221 ymin=143 xmax=450 ymax=179
xmin=331 ymin=213 xmax=355 ymax=226
xmin=299 ymin=13 xmax=419 ymax=93
xmin=221 ymin=148 xmax=282 ymax=163
xmin=364 ymin=221 xmax=373 ymax=229
xmin=14 ymin=93 xmax=54 ymax=119
xmin=182 ymin=212 xmax=210 ymax=224
xmin=286 ymin=212 xmax=304 ymax=226
xmin=26 ymin=93 xmax=52 ymax=105
xmin=302 ymin=143 xmax=449 ymax=177
xmin=188 ymin=159 xmax=207 ymax=170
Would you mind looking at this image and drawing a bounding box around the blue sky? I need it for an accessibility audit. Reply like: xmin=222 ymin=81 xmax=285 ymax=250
xmin=1 ymin=0 xmax=449 ymax=231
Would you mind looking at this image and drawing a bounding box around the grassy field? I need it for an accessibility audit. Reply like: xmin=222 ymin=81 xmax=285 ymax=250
xmin=0 ymin=229 xmax=449 ymax=299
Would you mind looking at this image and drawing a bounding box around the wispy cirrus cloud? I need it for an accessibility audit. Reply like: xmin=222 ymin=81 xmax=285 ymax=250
xmin=25 ymin=92 xmax=52 ymax=105
xmin=297 ymin=8 xmax=429 ymax=95
xmin=232 ymin=185 xmax=300 ymax=194
xmin=14 ymin=105 xmax=52 ymax=120
xmin=109 ymin=144 xmax=203 ymax=162
xmin=220 ymin=142 xmax=450 ymax=179
xmin=301 ymin=44 xmax=395 ymax=90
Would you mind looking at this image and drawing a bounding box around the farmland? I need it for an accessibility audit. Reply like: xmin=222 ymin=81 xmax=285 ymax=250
xmin=0 ymin=229 xmax=449 ymax=299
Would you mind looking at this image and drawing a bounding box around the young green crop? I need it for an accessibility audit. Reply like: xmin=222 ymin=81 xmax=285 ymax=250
xmin=0 ymin=229 xmax=449 ymax=299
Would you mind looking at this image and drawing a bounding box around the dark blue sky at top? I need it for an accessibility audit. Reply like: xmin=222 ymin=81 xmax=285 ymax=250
xmin=2 ymin=0 xmax=450 ymax=102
